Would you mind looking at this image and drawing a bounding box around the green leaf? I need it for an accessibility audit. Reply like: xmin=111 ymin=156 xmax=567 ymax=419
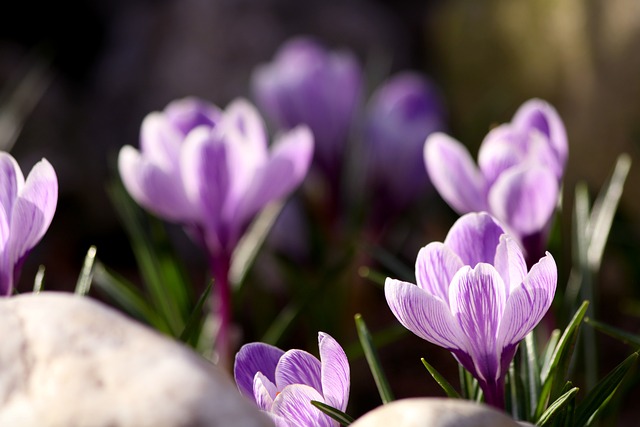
xmin=355 ymin=313 xmax=394 ymax=404
xmin=541 ymin=329 xmax=561 ymax=377
xmin=535 ymin=386 xmax=579 ymax=426
xmin=33 ymin=265 xmax=45 ymax=293
xmin=364 ymin=245 xmax=414 ymax=283
xmin=420 ymin=358 xmax=461 ymax=398
xmin=92 ymin=261 xmax=170 ymax=334
xmin=357 ymin=266 xmax=387 ymax=288
xmin=585 ymin=317 xmax=640 ymax=349
xmin=75 ymin=246 xmax=97 ymax=296
xmin=536 ymin=301 xmax=589 ymax=420
xmin=574 ymin=352 xmax=638 ymax=427
xmin=179 ymin=280 xmax=213 ymax=347
xmin=522 ymin=332 xmax=541 ymax=419
xmin=311 ymin=401 xmax=354 ymax=426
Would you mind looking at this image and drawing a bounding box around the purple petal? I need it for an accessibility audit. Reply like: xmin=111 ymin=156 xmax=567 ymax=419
xmin=222 ymin=99 xmax=268 ymax=161
xmin=272 ymin=385 xmax=334 ymax=427
xmin=234 ymin=342 xmax=285 ymax=399
xmin=267 ymin=413 xmax=295 ymax=427
xmin=497 ymin=253 xmax=557 ymax=347
xmin=444 ymin=212 xmax=505 ymax=267
xmin=477 ymin=125 xmax=525 ymax=185
xmin=424 ymin=133 xmax=487 ymax=214
xmin=119 ymin=146 xmax=196 ymax=222
xmin=253 ymin=372 xmax=278 ymax=411
xmin=415 ymin=242 xmax=463 ymax=302
xmin=318 ymin=332 xmax=350 ymax=411
xmin=449 ymin=264 xmax=506 ymax=383
xmin=494 ymin=234 xmax=527 ymax=295
xmin=488 ymin=165 xmax=559 ymax=236
xmin=163 ymin=97 xmax=220 ymax=135
xmin=512 ymin=99 xmax=568 ymax=171
xmin=139 ymin=113 xmax=184 ymax=168
xmin=233 ymin=126 xmax=313 ymax=235
xmin=7 ymin=159 xmax=58 ymax=269
xmin=275 ymin=349 xmax=322 ymax=392
xmin=0 ymin=153 xmax=24 ymax=224
xmin=384 ymin=278 xmax=466 ymax=351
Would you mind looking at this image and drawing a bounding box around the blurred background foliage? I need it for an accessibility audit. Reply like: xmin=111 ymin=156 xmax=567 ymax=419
xmin=2 ymin=0 xmax=640 ymax=425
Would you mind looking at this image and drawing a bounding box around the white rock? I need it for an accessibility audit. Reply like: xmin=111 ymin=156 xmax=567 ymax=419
xmin=350 ymin=398 xmax=522 ymax=427
xmin=0 ymin=292 xmax=273 ymax=427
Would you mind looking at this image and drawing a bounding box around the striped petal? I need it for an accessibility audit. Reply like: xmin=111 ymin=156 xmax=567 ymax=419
xmin=494 ymin=234 xmax=527 ymax=295
xmin=444 ymin=212 xmax=505 ymax=267
xmin=253 ymin=371 xmax=278 ymax=412
xmin=234 ymin=342 xmax=285 ymax=399
xmin=424 ymin=133 xmax=487 ymax=214
xmin=275 ymin=349 xmax=322 ymax=393
xmin=318 ymin=332 xmax=349 ymax=411
xmin=272 ymin=385 xmax=335 ymax=427
xmin=415 ymin=242 xmax=463 ymax=302
xmin=449 ymin=264 xmax=506 ymax=383
xmin=385 ymin=278 xmax=466 ymax=351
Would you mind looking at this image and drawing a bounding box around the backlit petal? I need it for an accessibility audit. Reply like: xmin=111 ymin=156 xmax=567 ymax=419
xmin=253 ymin=372 xmax=278 ymax=412
xmin=385 ymin=278 xmax=466 ymax=350
xmin=272 ymin=385 xmax=334 ymax=427
xmin=275 ymin=349 xmax=322 ymax=392
xmin=444 ymin=212 xmax=505 ymax=267
xmin=494 ymin=234 xmax=527 ymax=294
xmin=415 ymin=242 xmax=463 ymax=302
xmin=318 ymin=332 xmax=349 ymax=411
xmin=449 ymin=264 xmax=506 ymax=382
xmin=424 ymin=133 xmax=487 ymax=214
xmin=234 ymin=342 xmax=285 ymax=399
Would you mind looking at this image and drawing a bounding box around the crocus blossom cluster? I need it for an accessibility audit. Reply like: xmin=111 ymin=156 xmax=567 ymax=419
xmin=234 ymin=332 xmax=350 ymax=427
xmin=363 ymin=72 xmax=446 ymax=211
xmin=424 ymin=99 xmax=567 ymax=263
xmin=253 ymin=37 xmax=362 ymax=183
xmin=385 ymin=212 xmax=557 ymax=408
xmin=119 ymin=97 xmax=314 ymax=364
xmin=0 ymin=153 xmax=57 ymax=296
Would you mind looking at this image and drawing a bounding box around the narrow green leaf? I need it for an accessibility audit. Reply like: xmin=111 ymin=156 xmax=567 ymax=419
xmin=364 ymin=245 xmax=414 ymax=282
xmin=344 ymin=323 xmax=407 ymax=360
xmin=357 ymin=266 xmax=387 ymax=288
xmin=541 ymin=330 xmax=561 ymax=377
xmin=420 ymin=358 xmax=461 ymax=398
xmin=585 ymin=317 xmax=640 ymax=349
xmin=33 ymin=265 xmax=45 ymax=293
xmin=536 ymin=301 xmax=589 ymax=419
xmin=522 ymin=332 xmax=541 ymax=419
xmin=311 ymin=401 xmax=354 ymax=426
xmin=574 ymin=352 xmax=638 ymax=427
xmin=75 ymin=246 xmax=97 ymax=296
xmin=92 ymin=261 xmax=170 ymax=334
xmin=179 ymin=280 xmax=213 ymax=347
xmin=355 ymin=313 xmax=394 ymax=404
xmin=536 ymin=386 xmax=579 ymax=426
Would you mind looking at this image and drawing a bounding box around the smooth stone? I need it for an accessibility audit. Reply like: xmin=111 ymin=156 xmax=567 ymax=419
xmin=0 ymin=292 xmax=272 ymax=427
xmin=350 ymin=398 xmax=523 ymax=427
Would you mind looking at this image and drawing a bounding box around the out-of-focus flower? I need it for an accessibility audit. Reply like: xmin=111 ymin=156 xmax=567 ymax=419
xmin=252 ymin=37 xmax=362 ymax=183
xmin=385 ymin=212 xmax=557 ymax=408
xmin=424 ymin=99 xmax=567 ymax=263
xmin=0 ymin=153 xmax=57 ymax=296
xmin=234 ymin=332 xmax=350 ymax=427
xmin=119 ymin=97 xmax=314 ymax=365
xmin=363 ymin=72 xmax=446 ymax=211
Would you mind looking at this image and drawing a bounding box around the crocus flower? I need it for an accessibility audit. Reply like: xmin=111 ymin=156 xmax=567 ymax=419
xmin=424 ymin=99 xmax=567 ymax=264
xmin=363 ymin=72 xmax=446 ymax=213
xmin=234 ymin=332 xmax=350 ymax=427
xmin=385 ymin=212 xmax=557 ymax=408
xmin=0 ymin=153 xmax=57 ymax=296
xmin=119 ymin=97 xmax=314 ymax=365
xmin=252 ymin=37 xmax=362 ymax=187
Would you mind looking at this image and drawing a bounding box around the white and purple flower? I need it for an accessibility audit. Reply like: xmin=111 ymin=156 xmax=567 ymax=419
xmin=0 ymin=153 xmax=57 ymax=296
xmin=424 ymin=99 xmax=567 ymax=263
xmin=385 ymin=212 xmax=557 ymax=408
xmin=234 ymin=332 xmax=350 ymax=427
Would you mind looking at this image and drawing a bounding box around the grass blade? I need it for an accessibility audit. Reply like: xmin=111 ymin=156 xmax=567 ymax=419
xmin=585 ymin=317 xmax=640 ymax=349
xmin=75 ymin=246 xmax=97 ymax=296
xmin=536 ymin=386 xmax=579 ymax=426
xmin=421 ymin=358 xmax=461 ymax=398
xmin=33 ymin=265 xmax=45 ymax=293
xmin=179 ymin=280 xmax=213 ymax=347
xmin=311 ymin=401 xmax=354 ymax=426
xmin=355 ymin=313 xmax=394 ymax=404
xmin=574 ymin=352 xmax=638 ymax=427
xmin=522 ymin=332 xmax=541 ymax=419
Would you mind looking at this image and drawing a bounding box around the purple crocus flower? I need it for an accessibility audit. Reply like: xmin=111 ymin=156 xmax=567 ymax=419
xmin=234 ymin=332 xmax=350 ymax=427
xmin=363 ymin=72 xmax=446 ymax=213
xmin=424 ymin=99 xmax=567 ymax=264
xmin=252 ymin=37 xmax=362 ymax=188
xmin=0 ymin=153 xmax=57 ymax=296
xmin=119 ymin=97 xmax=314 ymax=365
xmin=385 ymin=212 xmax=557 ymax=408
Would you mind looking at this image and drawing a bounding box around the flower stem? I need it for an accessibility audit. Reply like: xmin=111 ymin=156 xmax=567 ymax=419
xmin=480 ymin=378 xmax=505 ymax=410
xmin=210 ymin=252 xmax=232 ymax=369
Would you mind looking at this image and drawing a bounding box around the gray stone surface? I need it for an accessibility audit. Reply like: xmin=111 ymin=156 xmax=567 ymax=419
xmin=0 ymin=292 xmax=273 ymax=427
xmin=350 ymin=398 xmax=522 ymax=427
